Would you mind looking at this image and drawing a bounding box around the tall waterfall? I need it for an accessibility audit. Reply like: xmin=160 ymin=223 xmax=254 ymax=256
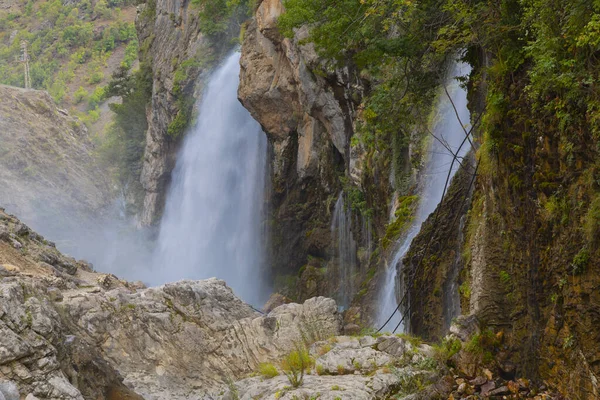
xmin=152 ymin=52 xmax=268 ymax=306
xmin=330 ymin=192 xmax=358 ymax=309
xmin=377 ymin=61 xmax=472 ymax=332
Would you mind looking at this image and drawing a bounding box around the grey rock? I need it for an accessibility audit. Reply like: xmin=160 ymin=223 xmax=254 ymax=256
xmin=13 ymin=223 xmax=29 ymax=236
xmin=376 ymin=336 xmax=411 ymax=358
xmin=480 ymin=380 xmax=496 ymax=396
xmin=10 ymin=239 xmax=21 ymax=250
xmin=0 ymin=381 xmax=18 ymax=400
xmin=46 ymin=287 xmax=63 ymax=302
xmin=490 ymin=385 xmax=510 ymax=396
xmin=316 ymin=347 xmax=393 ymax=374
xmin=449 ymin=315 xmax=480 ymax=342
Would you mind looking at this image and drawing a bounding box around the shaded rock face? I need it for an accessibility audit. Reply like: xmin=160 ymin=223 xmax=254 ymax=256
xmin=0 ymin=85 xmax=111 ymax=232
xmin=136 ymin=0 xmax=210 ymax=226
xmin=405 ymin=60 xmax=600 ymax=398
xmin=0 ymin=208 xmax=343 ymax=399
xmin=402 ymin=153 xmax=476 ymax=341
xmin=239 ymin=0 xmax=364 ymax=276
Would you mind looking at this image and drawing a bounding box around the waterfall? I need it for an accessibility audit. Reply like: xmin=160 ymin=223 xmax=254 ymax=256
xmin=152 ymin=52 xmax=268 ymax=307
xmin=377 ymin=61 xmax=472 ymax=332
xmin=330 ymin=192 xmax=358 ymax=309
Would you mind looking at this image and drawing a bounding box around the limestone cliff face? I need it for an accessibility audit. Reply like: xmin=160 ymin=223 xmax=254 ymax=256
xmin=135 ymin=0 xmax=210 ymax=226
xmin=239 ymin=0 xmax=365 ymax=278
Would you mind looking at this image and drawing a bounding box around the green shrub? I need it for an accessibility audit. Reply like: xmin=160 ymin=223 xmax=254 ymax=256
xmin=281 ymin=346 xmax=312 ymax=388
xmin=258 ymin=362 xmax=279 ymax=379
xmin=73 ymin=86 xmax=89 ymax=104
xmin=571 ymin=248 xmax=590 ymax=275
xmin=88 ymin=86 xmax=106 ymax=108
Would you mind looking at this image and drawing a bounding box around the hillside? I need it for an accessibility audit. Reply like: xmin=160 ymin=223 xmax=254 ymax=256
xmin=0 ymin=0 xmax=138 ymax=135
xmin=0 ymin=84 xmax=111 ymax=247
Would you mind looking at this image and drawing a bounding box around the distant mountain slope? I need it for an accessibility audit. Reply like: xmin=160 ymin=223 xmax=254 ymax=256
xmin=0 ymin=84 xmax=111 ymax=232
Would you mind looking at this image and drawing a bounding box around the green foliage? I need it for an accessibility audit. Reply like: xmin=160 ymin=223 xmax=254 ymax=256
xmin=281 ymin=346 xmax=312 ymax=388
xmin=394 ymin=372 xmax=426 ymax=395
xmin=122 ymin=39 xmax=139 ymax=69
xmin=258 ymin=362 xmax=279 ymax=379
xmin=192 ymin=0 xmax=253 ymax=39
xmin=459 ymin=281 xmax=471 ymax=300
xmin=98 ymin=63 xmax=152 ymax=187
xmin=167 ymin=52 xmax=216 ymax=138
xmin=464 ymin=329 xmax=499 ymax=363
xmin=499 ymin=270 xmax=511 ymax=285
xmin=88 ymin=86 xmax=106 ymax=108
xmin=432 ymin=336 xmax=462 ymax=366
xmin=73 ymin=86 xmax=89 ymax=104
xmin=395 ymin=333 xmax=423 ymax=347
xmin=273 ymin=274 xmax=298 ymax=301
xmin=0 ymin=0 xmax=137 ymax=107
xmin=279 ymin=0 xmax=449 ymax=169
xmin=382 ymin=196 xmax=418 ymax=249
xmin=571 ymin=247 xmax=590 ymax=275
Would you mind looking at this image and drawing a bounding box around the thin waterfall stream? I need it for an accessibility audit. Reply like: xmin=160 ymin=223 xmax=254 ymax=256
xmin=331 ymin=192 xmax=358 ymax=309
xmin=377 ymin=61 xmax=472 ymax=332
xmin=152 ymin=52 xmax=268 ymax=306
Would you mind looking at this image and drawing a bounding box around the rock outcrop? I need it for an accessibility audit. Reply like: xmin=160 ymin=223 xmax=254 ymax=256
xmin=0 ymin=85 xmax=111 ymax=232
xmin=220 ymin=335 xmax=447 ymax=400
xmin=0 ymin=207 xmax=343 ymax=399
xmin=239 ymin=0 xmax=365 ymax=278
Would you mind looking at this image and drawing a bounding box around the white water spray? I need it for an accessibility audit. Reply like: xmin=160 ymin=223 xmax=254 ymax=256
xmin=330 ymin=192 xmax=358 ymax=309
xmin=152 ymin=52 xmax=268 ymax=306
xmin=377 ymin=61 xmax=472 ymax=332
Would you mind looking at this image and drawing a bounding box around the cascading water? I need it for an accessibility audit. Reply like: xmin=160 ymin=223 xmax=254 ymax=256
xmin=377 ymin=61 xmax=472 ymax=332
xmin=330 ymin=192 xmax=358 ymax=309
xmin=152 ymin=52 xmax=268 ymax=306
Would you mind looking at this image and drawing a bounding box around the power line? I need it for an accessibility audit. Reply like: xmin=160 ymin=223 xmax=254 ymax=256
xmin=376 ymin=108 xmax=483 ymax=333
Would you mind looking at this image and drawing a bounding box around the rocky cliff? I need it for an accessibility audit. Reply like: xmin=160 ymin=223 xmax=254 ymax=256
xmin=404 ymin=55 xmax=600 ymax=399
xmin=0 ymin=85 xmax=111 ymax=234
xmin=135 ymin=0 xmax=208 ymax=226
xmin=135 ymin=0 xmax=246 ymax=227
xmin=238 ymin=0 xmax=381 ymax=301
xmin=0 ymin=207 xmax=347 ymax=399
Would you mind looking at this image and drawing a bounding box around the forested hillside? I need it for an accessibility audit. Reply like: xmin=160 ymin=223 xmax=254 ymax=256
xmin=0 ymin=0 xmax=138 ymax=131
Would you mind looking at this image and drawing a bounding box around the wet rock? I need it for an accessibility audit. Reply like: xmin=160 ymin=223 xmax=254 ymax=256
xmin=498 ymin=359 xmax=517 ymax=380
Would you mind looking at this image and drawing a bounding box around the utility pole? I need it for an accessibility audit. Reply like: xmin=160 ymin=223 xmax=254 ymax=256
xmin=20 ymin=40 xmax=31 ymax=89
